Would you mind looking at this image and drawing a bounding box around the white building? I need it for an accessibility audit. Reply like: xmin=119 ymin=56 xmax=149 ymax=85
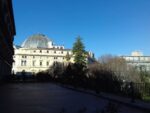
xmin=12 ymin=34 xmax=94 ymax=75
xmin=121 ymin=51 xmax=150 ymax=71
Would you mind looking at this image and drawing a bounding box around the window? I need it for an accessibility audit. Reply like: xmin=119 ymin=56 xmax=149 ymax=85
xmin=47 ymin=61 xmax=49 ymax=66
xmin=47 ymin=50 xmax=49 ymax=53
xmin=21 ymin=60 xmax=26 ymax=66
xmin=53 ymin=61 xmax=57 ymax=66
xmin=22 ymin=55 xmax=27 ymax=58
xmin=33 ymin=56 xmax=35 ymax=58
xmin=24 ymin=61 xmax=26 ymax=66
xmin=61 ymin=51 xmax=63 ymax=54
xmin=33 ymin=50 xmax=36 ymax=53
xmin=40 ymin=61 xmax=42 ymax=66
xmin=54 ymin=57 xmax=58 ymax=59
xmin=21 ymin=60 xmax=23 ymax=66
xmin=40 ymin=50 xmax=42 ymax=53
xmin=54 ymin=51 xmax=56 ymax=53
xmin=134 ymin=57 xmax=138 ymax=61
xmin=129 ymin=57 xmax=133 ymax=61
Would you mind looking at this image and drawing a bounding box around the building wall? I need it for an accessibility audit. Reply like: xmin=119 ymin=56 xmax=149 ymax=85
xmin=122 ymin=56 xmax=150 ymax=71
xmin=13 ymin=46 xmax=95 ymax=75
xmin=0 ymin=0 xmax=16 ymax=80
xmin=13 ymin=48 xmax=73 ymax=75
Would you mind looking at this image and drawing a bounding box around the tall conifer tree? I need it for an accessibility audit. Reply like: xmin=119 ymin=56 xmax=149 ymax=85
xmin=72 ymin=36 xmax=87 ymax=68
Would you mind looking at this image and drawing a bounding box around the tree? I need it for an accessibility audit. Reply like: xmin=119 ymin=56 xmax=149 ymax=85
xmin=72 ymin=36 xmax=87 ymax=86
xmin=139 ymin=66 xmax=150 ymax=83
xmin=65 ymin=52 xmax=71 ymax=62
xmin=98 ymin=54 xmax=141 ymax=82
xmin=47 ymin=62 xmax=64 ymax=79
xmin=72 ymin=36 xmax=87 ymax=68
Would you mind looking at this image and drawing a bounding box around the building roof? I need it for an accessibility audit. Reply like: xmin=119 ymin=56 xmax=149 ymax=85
xmin=21 ymin=34 xmax=53 ymax=48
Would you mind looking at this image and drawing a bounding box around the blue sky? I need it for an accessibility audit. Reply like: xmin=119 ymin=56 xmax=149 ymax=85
xmin=13 ymin=0 xmax=150 ymax=58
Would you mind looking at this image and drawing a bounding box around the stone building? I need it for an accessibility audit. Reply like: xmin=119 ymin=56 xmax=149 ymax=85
xmin=0 ymin=0 xmax=16 ymax=80
xmin=121 ymin=51 xmax=150 ymax=71
xmin=13 ymin=34 xmax=94 ymax=75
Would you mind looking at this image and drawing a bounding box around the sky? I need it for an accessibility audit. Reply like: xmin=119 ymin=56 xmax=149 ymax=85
xmin=13 ymin=0 xmax=150 ymax=58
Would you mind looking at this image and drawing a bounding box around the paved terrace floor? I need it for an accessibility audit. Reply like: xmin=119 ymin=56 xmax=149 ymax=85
xmin=0 ymin=83 xmax=149 ymax=113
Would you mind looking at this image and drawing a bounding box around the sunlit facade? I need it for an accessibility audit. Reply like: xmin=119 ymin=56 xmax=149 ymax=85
xmin=12 ymin=34 xmax=94 ymax=75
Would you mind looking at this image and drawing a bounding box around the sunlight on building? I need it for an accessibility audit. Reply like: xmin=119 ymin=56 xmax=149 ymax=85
xmin=12 ymin=34 xmax=94 ymax=75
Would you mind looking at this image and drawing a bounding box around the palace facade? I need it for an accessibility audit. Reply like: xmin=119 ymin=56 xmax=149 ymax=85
xmin=13 ymin=34 xmax=94 ymax=75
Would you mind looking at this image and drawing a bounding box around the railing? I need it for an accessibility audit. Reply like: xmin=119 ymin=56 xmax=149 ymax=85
xmin=89 ymin=80 xmax=150 ymax=100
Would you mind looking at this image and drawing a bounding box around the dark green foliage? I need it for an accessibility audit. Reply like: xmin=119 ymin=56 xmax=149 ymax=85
xmin=70 ymin=36 xmax=88 ymax=86
xmin=72 ymin=36 xmax=87 ymax=68
xmin=53 ymin=62 xmax=64 ymax=79
xmin=62 ymin=64 xmax=73 ymax=79
xmin=65 ymin=52 xmax=71 ymax=62
xmin=36 ymin=71 xmax=52 ymax=82
xmin=139 ymin=68 xmax=150 ymax=83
